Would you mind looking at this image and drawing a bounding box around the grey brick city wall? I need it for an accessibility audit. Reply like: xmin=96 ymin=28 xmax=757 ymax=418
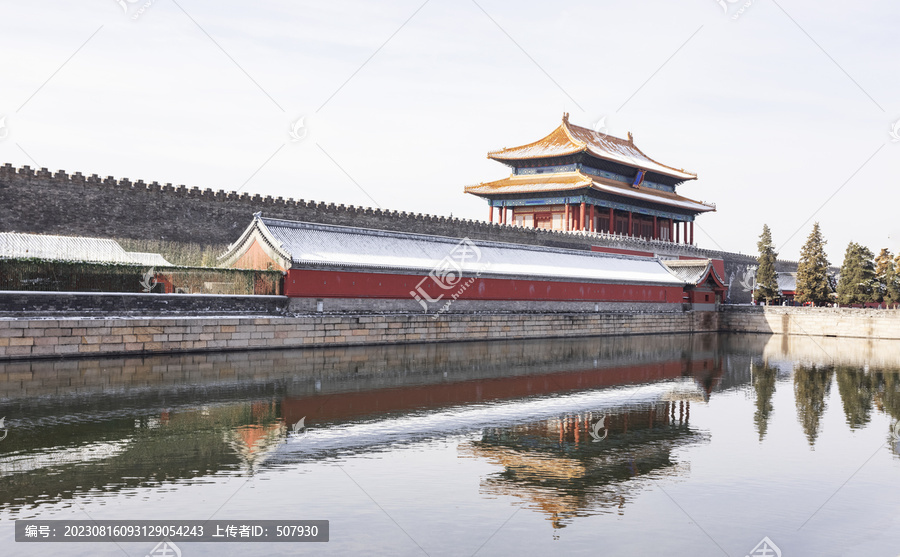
xmin=0 ymin=292 xmax=290 ymax=317
xmin=0 ymin=164 xmax=774 ymax=302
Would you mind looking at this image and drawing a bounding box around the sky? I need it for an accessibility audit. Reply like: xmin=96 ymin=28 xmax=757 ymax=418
xmin=1 ymin=0 xmax=897 ymax=263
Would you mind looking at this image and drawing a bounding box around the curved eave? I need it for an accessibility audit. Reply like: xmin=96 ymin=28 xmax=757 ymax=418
xmin=464 ymin=172 xmax=714 ymax=214
xmin=464 ymin=171 xmax=593 ymax=198
xmin=487 ymin=124 xmax=587 ymax=162
xmin=487 ymin=117 xmax=697 ymax=182
xmin=589 ymin=179 xmax=715 ymax=213
xmin=217 ymin=214 xmax=292 ymax=268
xmin=563 ymin=121 xmax=697 ymax=182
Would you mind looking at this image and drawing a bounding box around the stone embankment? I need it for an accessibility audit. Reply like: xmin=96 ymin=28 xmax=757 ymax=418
xmin=0 ymin=310 xmax=718 ymax=361
xmin=720 ymin=306 xmax=900 ymax=340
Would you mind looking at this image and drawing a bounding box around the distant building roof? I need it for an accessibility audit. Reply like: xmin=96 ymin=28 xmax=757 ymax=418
xmin=220 ymin=215 xmax=686 ymax=286
xmin=464 ymin=171 xmax=714 ymax=213
xmin=777 ymin=272 xmax=797 ymax=294
xmin=0 ymin=232 xmax=171 ymax=266
xmin=662 ymin=259 xmax=725 ymax=287
xmin=487 ymin=114 xmax=697 ymax=181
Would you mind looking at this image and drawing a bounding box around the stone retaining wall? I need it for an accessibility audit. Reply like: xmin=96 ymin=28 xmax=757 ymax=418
xmin=721 ymin=306 xmax=900 ymax=340
xmin=0 ymin=311 xmax=718 ymax=360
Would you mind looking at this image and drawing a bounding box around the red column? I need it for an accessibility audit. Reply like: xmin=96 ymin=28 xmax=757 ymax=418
xmin=628 ymin=212 xmax=633 ymax=237
xmin=675 ymin=221 xmax=680 ymax=243
xmin=589 ymin=205 xmax=595 ymax=232
xmin=653 ymin=216 xmax=658 ymax=240
xmin=608 ymin=208 xmax=614 ymax=234
xmin=580 ymin=202 xmax=586 ymax=231
xmin=564 ymin=204 xmax=570 ymax=231
xmin=489 ymin=205 xmax=494 ymax=223
xmin=501 ymin=207 xmax=506 ymax=225
xmin=690 ymin=221 xmax=694 ymax=245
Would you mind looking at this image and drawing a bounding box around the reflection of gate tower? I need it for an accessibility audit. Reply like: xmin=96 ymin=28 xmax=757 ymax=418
xmin=460 ymin=401 xmax=708 ymax=530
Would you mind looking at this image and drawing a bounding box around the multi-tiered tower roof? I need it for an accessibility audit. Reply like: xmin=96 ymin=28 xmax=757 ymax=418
xmin=466 ymin=114 xmax=714 ymax=244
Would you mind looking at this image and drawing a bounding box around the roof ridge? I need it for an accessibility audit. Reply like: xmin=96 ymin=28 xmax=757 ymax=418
xmin=256 ymin=215 xmax=660 ymax=262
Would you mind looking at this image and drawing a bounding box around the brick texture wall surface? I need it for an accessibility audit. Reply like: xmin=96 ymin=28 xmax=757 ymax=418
xmin=0 ymin=311 xmax=719 ymax=360
xmin=721 ymin=306 xmax=900 ymax=340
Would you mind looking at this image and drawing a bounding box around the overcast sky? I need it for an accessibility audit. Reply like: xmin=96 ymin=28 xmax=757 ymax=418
xmin=1 ymin=0 xmax=897 ymax=262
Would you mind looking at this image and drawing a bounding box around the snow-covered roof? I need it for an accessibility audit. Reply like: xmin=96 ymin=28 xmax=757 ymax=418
xmin=464 ymin=171 xmax=714 ymax=213
xmin=221 ymin=216 xmax=686 ymax=286
xmin=0 ymin=232 xmax=171 ymax=266
xmin=487 ymin=115 xmax=697 ymax=181
xmin=777 ymin=272 xmax=797 ymax=294
xmin=662 ymin=259 xmax=725 ymax=287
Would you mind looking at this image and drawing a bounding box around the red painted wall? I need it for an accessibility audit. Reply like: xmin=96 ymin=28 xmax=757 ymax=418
xmin=284 ymin=269 xmax=683 ymax=303
xmin=591 ymin=246 xmax=655 ymax=258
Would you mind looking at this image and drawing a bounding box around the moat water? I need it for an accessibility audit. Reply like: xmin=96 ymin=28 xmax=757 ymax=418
xmin=1 ymin=333 xmax=900 ymax=556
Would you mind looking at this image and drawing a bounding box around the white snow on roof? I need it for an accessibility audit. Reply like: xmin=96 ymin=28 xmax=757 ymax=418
xmin=663 ymin=260 xmax=713 ymax=285
xmin=591 ymin=182 xmax=714 ymax=212
xmin=0 ymin=233 xmax=171 ymax=266
xmin=777 ymin=272 xmax=797 ymax=293
xmin=259 ymin=218 xmax=684 ymax=285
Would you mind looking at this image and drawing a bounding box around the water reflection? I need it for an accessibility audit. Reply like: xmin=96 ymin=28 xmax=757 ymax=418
xmin=0 ymin=334 xmax=722 ymax=516
xmin=3 ymin=331 xmax=900 ymax=529
xmin=460 ymin=400 xmax=704 ymax=530
xmin=794 ymin=364 xmax=834 ymax=446
xmin=751 ymin=361 xmax=777 ymax=440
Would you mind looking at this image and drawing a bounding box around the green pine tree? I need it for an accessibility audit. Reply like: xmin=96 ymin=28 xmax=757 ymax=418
xmin=887 ymin=259 xmax=900 ymax=306
xmin=874 ymin=248 xmax=895 ymax=303
xmin=754 ymin=224 xmax=779 ymax=304
xmin=795 ymin=222 xmax=831 ymax=306
xmin=836 ymin=242 xmax=877 ymax=305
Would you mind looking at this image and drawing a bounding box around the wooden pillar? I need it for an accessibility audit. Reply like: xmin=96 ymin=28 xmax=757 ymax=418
xmin=564 ymin=204 xmax=570 ymax=231
xmin=608 ymin=208 xmax=614 ymax=234
xmin=628 ymin=212 xmax=633 ymax=237
xmin=653 ymin=216 xmax=658 ymax=240
xmin=489 ymin=205 xmax=494 ymax=223
xmin=580 ymin=202 xmax=586 ymax=232
xmin=690 ymin=221 xmax=694 ymax=245
xmin=500 ymin=206 xmax=506 ymax=225
xmin=589 ymin=205 xmax=595 ymax=232
xmin=675 ymin=220 xmax=680 ymax=243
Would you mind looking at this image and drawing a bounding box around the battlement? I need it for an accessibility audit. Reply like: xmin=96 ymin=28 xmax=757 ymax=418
xmin=0 ymin=162 xmax=754 ymax=267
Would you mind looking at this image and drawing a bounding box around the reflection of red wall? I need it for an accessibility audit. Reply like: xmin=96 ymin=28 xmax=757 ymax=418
xmin=284 ymin=269 xmax=683 ymax=303
xmin=281 ymin=359 xmax=719 ymax=425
